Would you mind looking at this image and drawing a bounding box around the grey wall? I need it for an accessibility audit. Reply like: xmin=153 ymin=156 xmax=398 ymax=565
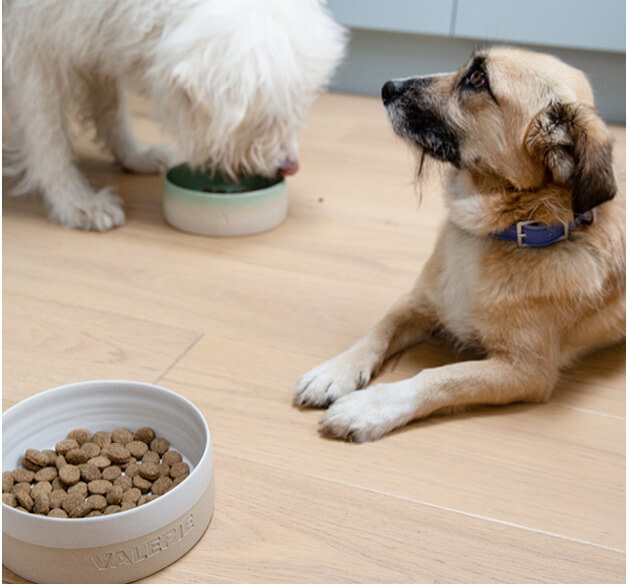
xmin=328 ymin=29 xmax=626 ymax=123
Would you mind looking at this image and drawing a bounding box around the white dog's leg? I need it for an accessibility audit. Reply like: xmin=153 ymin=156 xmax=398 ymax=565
xmin=294 ymin=293 xmax=438 ymax=408
xmin=86 ymin=81 xmax=173 ymax=174
xmin=320 ymin=357 xmax=557 ymax=442
xmin=6 ymin=76 xmax=126 ymax=231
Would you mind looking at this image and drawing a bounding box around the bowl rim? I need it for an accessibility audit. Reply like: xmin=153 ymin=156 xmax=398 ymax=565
xmin=164 ymin=164 xmax=286 ymax=205
xmin=2 ymin=380 xmax=213 ymax=546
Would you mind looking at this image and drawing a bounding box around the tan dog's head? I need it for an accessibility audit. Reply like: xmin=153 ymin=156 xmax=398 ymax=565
xmin=382 ymin=47 xmax=616 ymax=215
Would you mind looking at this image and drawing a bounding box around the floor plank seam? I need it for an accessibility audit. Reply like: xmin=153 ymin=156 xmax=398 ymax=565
xmin=4 ymin=288 xmax=202 ymax=336
xmin=215 ymin=448 xmax=626 ymax=555
xmin=552 ymin=404 xmax=625 ymax=420
xmin=153 ymin=333 xmax=204 ymax=385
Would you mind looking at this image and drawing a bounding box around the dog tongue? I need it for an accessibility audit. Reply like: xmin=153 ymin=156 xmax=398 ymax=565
xmin=279 ymin=161 xmax=299 ymax=176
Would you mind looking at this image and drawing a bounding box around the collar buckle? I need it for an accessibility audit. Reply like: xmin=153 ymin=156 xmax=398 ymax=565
xmin=515 ymin=221 xmax=531 ymax=247
xmin=515 ymin=220 xmax=569 ymax=247
xmin=580 ymin=207 xmax=598 ymax=226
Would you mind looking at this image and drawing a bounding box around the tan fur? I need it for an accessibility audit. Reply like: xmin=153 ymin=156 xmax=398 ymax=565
xmin=294 ymin=48 xmax=625 ymax=441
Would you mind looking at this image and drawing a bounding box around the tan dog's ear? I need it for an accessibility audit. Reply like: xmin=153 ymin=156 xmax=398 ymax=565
xmin=526 ymin=102 xmax=616 ymax=214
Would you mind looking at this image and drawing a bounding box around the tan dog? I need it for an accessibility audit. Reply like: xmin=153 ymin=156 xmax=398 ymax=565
xmin=294 ymin=47 xmax=625 ymax=441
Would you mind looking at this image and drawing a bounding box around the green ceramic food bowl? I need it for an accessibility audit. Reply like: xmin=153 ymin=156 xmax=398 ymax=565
xmin=163 ymin=165 xmax=287 ymax=237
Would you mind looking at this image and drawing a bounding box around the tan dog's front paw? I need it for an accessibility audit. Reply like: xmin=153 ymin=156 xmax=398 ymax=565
xmin=293 ymin=355 xmax=373 ymax=409
xmin=319 ymin=382 xmax=416 ymax=442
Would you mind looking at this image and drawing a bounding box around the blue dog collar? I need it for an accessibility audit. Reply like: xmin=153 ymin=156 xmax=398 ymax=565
xmin=490 ymin=208 xmax=597 ymax=247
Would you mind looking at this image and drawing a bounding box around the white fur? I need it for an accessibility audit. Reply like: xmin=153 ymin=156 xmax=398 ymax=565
xmin=3 ymin=0 xmax=346 ymax=230
xmin=320 ymin=380 xmax=420 ymax=442
xmin=426 ymin=228 xmax=480 ymax=344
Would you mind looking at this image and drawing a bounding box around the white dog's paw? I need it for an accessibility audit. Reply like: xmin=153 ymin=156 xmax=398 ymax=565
xmin=49 ymin=188 xmax=126 ymax=231
xmin=319 ymin=382 xmax=416 ymax=442
xmin=121 ymin=145 xmax=173 ymax=174
xmin=294 ymin=353 xmax=374 ymax=409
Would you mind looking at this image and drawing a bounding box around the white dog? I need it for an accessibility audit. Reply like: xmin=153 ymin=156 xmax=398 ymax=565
xmin=3 ymin=0 xmax=345 ymax=230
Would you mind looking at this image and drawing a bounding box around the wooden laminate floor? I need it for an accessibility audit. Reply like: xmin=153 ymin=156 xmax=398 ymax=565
xmin=3 ymin=92 xmax=626 ymax=583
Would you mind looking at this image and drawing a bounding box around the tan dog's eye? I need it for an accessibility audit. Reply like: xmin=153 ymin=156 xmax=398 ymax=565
xmin=468 ymin=70 xmax=485 ymax=88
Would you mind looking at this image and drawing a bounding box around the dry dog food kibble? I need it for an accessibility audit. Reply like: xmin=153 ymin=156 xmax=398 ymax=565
xmin=80 ymin=463 xmax=101 ymax=482
xmin=34 ymin=466 xmax=57 ymax=482
xmin=106 ymin=485 xmax=124 ymax=505
xmin=70 ymin=450 xmax=90 ymax=466
xmin=2 ymin=428 xmax=188 ymax=519
xmin=87 ymin=494 xmax=107 ymax=511
xmin=13 ymin=469 xmax=35 ymax=483
xmin=15 ymin=490 xmax=34 ymax=511
xmin=51 ymin=477 xmax=65 ymax=491
xmin=67 ymin=482 xmax=88 ymax=498
xmin=81 ymin=442 xmax=101 ymax=459
xmin=70 ymin=500 xmax=94 ymax=518
xmin=33 ymin=493 xmax=50 ymax=514
xmin=101 ymin=465 xmax=121 ymax=482
xmin=142 ymin=451 xmax=160 ymax=465
xmin=104 ymin=504 xmax=121 ymax=515
xmin=150 ymin=438 xmax=169 ymax=455
xmin=138 ymin=462 xmax=161 ymax=481
xmin=3 ymin=492 xmax=17 ymax=507
xmin=3 ymin=471 xmax=15 ymax=492
xmin=138 ymin=494 xmax=159 ymax=506
xmin=67 ymin=429 xmax=92 ymax=445
xmin=151 ymin=476 xmax=174 ymax=496
xmin=122 ymin=461 xmax=140 ymax=478
xmin=170 ymin=462 xmax=190 ymax=479
xmin=133 ymin=475 xmax=152 ymax=493
xmin=25 ymin=449 xmax=50 ymax=468
xmin=111 ymin=428 xmax=134 ymax=445
xmin=162 ymin=450 xmax=182 ymax=466
xmin=55 ymin=440 xmax=79 ymax=456
xmin=65 ymin=448 xmax=89 ymax=465
xmin=134 ymin=427 xmax=155 ymax=444
xmin=88 ymin=480 xmax=112 ymax=496
xmin=12 ymin=483 xmax=31 ymax=496
xmin=31 ymin=482 xmax=52 ymax=498
xmin=122 ymin=487 xmax=142 ymax=505
xmin=107 ymin=444 xmax=131 ymax=464
xmin=92 ymin=431 xmax=111 ymax=449
xmin=126 ymin=440 xmax=148 ymax=458
xmin=50 ymin=490 xmax=67 ymax=509
xmin=59 ymin=465 xmax=81 ymax=486
xmin=89 ymin=455 xmax=111 ymax=469
xmin=114 ymin=475 xmax=133 ymax=491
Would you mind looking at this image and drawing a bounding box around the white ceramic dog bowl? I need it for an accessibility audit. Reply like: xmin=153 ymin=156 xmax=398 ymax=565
xmin=163 ymin=164 xmax=287 ymax=236
xmin=2 ymin=380 xmax=214 ymax=584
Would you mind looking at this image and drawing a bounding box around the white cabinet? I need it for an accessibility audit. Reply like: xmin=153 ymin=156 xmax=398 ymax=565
xmin=454 ymin=0 xmax=625 ymax=53
xmin=327 ymin=0 xmax=626 ymax=53
xmin=325 ymin=0 xmax=454 ymax=36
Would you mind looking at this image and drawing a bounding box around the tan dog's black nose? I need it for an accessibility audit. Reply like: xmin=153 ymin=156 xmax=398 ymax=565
xmin=381 ymin=80 xmax=404 ymax=105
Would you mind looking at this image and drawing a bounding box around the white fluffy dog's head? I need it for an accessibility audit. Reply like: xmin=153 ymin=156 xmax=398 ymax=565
xmin=148 ymin=0 xmax=346 ymax=180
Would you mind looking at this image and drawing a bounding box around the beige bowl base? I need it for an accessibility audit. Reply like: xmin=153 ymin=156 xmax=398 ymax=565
xmin=3 ymin=478 xmax=214 ymax=584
